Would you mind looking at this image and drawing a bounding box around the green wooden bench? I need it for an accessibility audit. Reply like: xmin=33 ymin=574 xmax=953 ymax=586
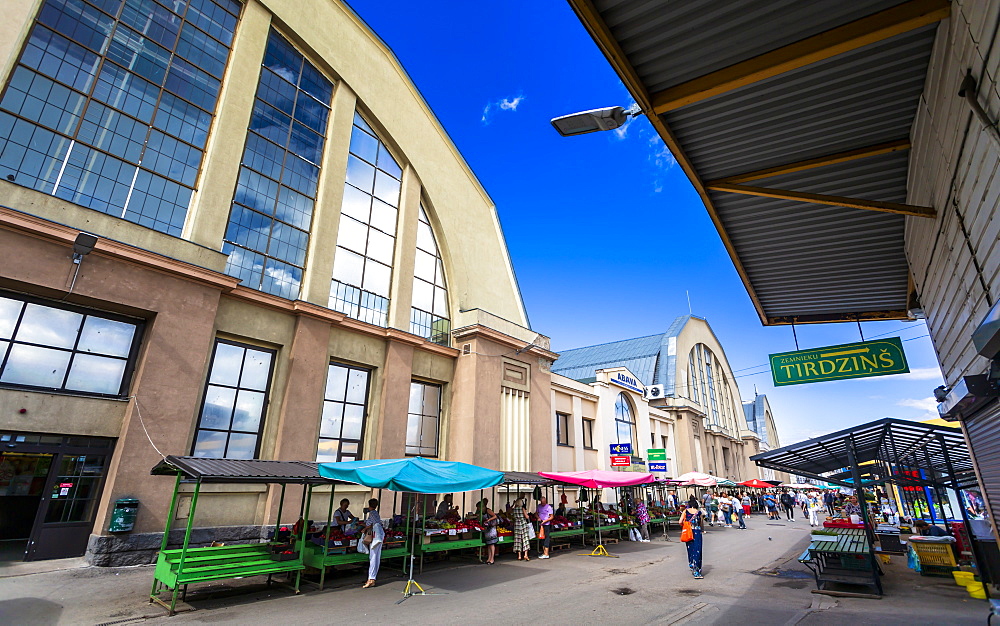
xmin=151 ymin=543 xmax=305 ymax=613
xmin=801 ymin=533 xmax=882 ymax=596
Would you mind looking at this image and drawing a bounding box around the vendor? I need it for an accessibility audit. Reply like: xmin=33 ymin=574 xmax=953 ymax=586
xmin=914 ymin=520 xmax=948 ymax=537
xmin=333 ymin=499 xmax=355 ymax=528
xmin=842 ymin=495 xmax=862 ymax=518
xmin=436 ymin=493 xmax=458 ymax=519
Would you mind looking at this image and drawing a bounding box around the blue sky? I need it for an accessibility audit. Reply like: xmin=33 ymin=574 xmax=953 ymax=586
xmin=348 ymin=0 xmax=946 ymax=444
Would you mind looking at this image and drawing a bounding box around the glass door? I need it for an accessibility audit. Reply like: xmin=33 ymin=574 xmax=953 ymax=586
xmin=0 ymin=452 xmax=53 ymax=561
xmin=26 ymin=453 xmax=108 ymax=561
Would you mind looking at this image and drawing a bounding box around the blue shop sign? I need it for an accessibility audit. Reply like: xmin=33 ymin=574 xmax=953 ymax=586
xmin=609 ymin=442 xmax=632 ymax=455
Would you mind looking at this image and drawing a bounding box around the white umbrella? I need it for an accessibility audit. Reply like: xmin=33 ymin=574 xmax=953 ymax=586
xmin=674 ymin=471 xmax=717 ymax=487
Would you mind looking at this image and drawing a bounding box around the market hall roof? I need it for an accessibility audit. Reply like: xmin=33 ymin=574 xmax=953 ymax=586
xmin=567 ymin=0 xmax=948 ymax=325
xmin=750 ymin=418 xmax=978 ymax=490
xmin=552 ymin=315 xmax=693 ymax=389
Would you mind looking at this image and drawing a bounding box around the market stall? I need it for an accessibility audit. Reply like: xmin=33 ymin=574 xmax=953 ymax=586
xmin=318 ymin=456 xmax=504 ymax=599
xmin=537 ymin=470 xmax=654 ymax=557
xmin=752 ymin=418 xmax=982 ymax=598
xmin=148 ymin=456 xmax=331 ymax=615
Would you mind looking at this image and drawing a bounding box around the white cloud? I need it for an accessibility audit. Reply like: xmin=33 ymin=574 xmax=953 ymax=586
xmin=894 ymin=396 xmax=940 ymax=420
xmin=481 ymin=94 xmax=525 ymax=124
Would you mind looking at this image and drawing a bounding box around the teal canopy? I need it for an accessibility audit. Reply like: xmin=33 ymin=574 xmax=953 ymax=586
xmin=317 ymin=457 xmax=504 ymax=493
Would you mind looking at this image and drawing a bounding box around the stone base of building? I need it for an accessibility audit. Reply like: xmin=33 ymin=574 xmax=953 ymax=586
xmin=85 ymin=525 xmax=266 ymax=567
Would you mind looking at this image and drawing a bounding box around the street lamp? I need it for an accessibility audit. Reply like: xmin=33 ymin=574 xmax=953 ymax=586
xmin=549 ymin=105 xmax=639 ymax=136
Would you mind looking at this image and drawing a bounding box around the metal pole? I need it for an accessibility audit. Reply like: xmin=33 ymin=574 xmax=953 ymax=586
xmin=940 ymin=435 xmax=991 ymax=596
xmin=274 ymin=484 xmax=286 ymax=538
xmin=320 ymin=483 xmax=336 ymax=590
xmin=170 ymin=479 xmax=201 ymax=615
xmin=150 ymin=471 xmax=183 ymax=600
xmin=846 ymin=437 xmax=881 ymax=595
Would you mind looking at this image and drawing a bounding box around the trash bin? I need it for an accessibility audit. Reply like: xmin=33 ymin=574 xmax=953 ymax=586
xmin=108 ymin=498 xmax=139 ymax=532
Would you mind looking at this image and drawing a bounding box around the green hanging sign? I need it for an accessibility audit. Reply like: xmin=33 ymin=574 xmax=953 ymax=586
xmin=769 ymin=338 xmax=909 ymax=386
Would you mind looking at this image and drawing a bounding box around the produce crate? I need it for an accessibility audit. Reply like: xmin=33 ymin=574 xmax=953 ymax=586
xmin=270 ymin=551 xmax=298 ymax=561
xmin=911 ymin=542 xmax=957 ymax=567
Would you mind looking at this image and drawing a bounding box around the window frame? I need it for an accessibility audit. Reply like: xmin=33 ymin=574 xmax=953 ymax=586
xmin=190 ymin=338 xmax=276 ymax=460
xmin=613 ymin=392 xmax=637 ymax=448
xmin=405 ymin=380 xmax=441 ymax=457
xmin=582 ymin=418 xmax=596 ymax=450
xmin=0 ymin=290 xmax=144 ymax=399
xmin=317 ymin=361 xmax=371 ymax=463
xmin=556 ymin=412 xmax=571 ymax=447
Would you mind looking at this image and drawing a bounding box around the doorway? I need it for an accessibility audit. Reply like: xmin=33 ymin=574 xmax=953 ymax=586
xmin=0 ymin=452 xmax=53 ymax=560
xmin=0 ymin=433 xmax=114 ymax=561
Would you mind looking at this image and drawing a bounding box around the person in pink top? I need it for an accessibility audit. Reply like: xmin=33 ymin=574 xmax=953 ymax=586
xmin=536 ymin=496 xmax=554 ymax=559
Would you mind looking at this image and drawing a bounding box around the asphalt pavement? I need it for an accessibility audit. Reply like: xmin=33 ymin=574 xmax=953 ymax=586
xmin=0 ymin=514 xmax=988 ymax=625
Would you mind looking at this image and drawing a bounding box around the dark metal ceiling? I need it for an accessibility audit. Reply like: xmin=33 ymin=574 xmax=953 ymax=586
xmin=569 ymin=0 xmax=947 ymax=324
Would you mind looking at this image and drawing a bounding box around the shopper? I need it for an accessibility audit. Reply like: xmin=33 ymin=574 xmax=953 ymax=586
xmin=780 ymin=490 xmax=796 ymax=521
xmin=741 ymin=492 xmax=752 ymax=517
xmin=808 ymin=492 xmax=824 ymax=527
xmin=734 ymin=494 xmax=747 ymax=529
xmin=361 ymin=498 xmax=385 ymax=588
xmin=636 ymin=498 xmax=651 ymax=541
xmin=706 ymin=493 xmax=720 ymax=526
xmin=511 ymin=497 xmax=531 ymax=560
xmin=798 ymin=491 xmax=809 ymax=519
xmin=823 ymin=490 xmax=837 ymax=516
xmin=537 ymin=495 xmax=554 ymax=559
xmin=483 ymin=504 xmax=499 ymax=564
xmin=763 ymin=493 xmax=778 ymax=520
xmin=720 ymin=493 xmax=733 ymax=527
xmin=682 ymin=498 xmax=705 ymax=579
xmin=667 ymin=490 xmax=680 ymax=510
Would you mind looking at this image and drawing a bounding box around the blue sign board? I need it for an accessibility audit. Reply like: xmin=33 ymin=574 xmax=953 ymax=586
xmin=609 ymin=442 xmax=632 ymax=455
xmin=648 ymin=462 xmax=667 ymax=472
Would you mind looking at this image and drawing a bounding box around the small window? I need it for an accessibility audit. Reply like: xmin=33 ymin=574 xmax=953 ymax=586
xmin=0 ymin=292 xmax=142 ymax=397
xmin=582 ymin=418 xmax=595 ymax=450
xmin=406 ymin=381 xmax=440 ymax=457
xmin=317 ymin=362 xmax=370 ymax=463
xmin=556 ymin=412 xmax=571 ymax=446
xmin=650 ymin=433 xmax=656 ymax=447
xmin=191 ymin=339 xmax=275 ymax=459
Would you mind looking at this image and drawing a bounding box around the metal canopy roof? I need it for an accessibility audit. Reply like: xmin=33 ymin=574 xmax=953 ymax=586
xmin=750 ymin=418 xmax=979 ymax=489
xmin=568 ymin=0 xmax=948 ymax=324
xmin=151 ymin=456 xmax=332 ymax=484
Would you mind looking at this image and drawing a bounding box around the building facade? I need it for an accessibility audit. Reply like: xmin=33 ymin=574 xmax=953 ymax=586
xmin=742 ymin=394 xmax=787 ymax=483
xmin=550 ymin=315 xmax=764 ymax=481
xmin=0 ymin=0 xmax=556 ymax=565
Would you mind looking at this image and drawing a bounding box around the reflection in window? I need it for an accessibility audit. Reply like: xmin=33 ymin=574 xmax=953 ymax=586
xmin=582 ymin=418 xmax=595 ymax=449
xmin=409 ymin=205 xmax=449 ymax=345
xmin=0 ymin=0 xmax=241 ymax=236
xmin=0 ymin=293 xmax=141 ymax=397
xmin=223 ymin=30 xmax=333 ymax=299
xmin=556 ymin=412 xmax=570 ymax=446
xmin=192 ymin=340 xmax=274 ymax=459
xmin=614 ymin=392 xmax=635 ymax=448
xmin=330 ymin=113 xmax=401 ymax=327
xmin=317 ymin=362 xmax=369 ymax=463
xmin=405 ymin=381 xmax=440 ymax=457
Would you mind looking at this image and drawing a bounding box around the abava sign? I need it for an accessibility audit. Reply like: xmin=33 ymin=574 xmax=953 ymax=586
xmin=610 ymin=456 xmax=631 ymax=467
xmin=610 ymin=442 xmax=632 ymax=455
xmin=769 ymin=338 xmax=909 ymax=386
xmin=609 ymin=371 xmax=644 ymax=394
xmin=648 ymin=462 xmax=667 ymax=472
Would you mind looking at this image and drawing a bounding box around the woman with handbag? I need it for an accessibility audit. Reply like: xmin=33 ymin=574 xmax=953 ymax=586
xmin=361 ymin=498 xmax=385 ymax=588
xmin=511 ymin=498 xmax=532 ymax=561
xmin=483 ymin=506 xmax=500 ymax=564
xmin=681 ymin=498 xmax=705 ymax=579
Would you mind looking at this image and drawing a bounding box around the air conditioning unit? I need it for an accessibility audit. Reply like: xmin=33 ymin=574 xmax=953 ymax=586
xmin=644 ymin=384 xmax=665 ymax=400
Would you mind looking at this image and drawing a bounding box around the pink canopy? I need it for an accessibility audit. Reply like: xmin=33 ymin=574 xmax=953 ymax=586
xmin=538 ymin=470 xmax=654 ymax=488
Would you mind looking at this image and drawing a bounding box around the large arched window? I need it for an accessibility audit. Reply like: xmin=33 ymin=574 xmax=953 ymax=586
xmin=329 ymin=112 xmax=402 ymax=327
xmin=410 ymin=205 xmax=449 ymax=345
xmin=614 ymin=392 xmax=636 ymax=447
